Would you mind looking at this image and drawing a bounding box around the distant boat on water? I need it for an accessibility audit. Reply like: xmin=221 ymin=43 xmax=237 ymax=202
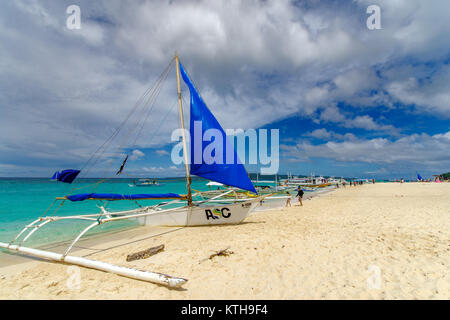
xmin=283 ymin=174 xmax=333 ymax=188
xmin=130 ymin=179 xmax=164 ymax=187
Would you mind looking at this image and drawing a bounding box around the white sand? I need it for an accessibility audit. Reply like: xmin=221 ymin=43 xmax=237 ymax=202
xmin=0 ymin=182 xmax=449 ymax=299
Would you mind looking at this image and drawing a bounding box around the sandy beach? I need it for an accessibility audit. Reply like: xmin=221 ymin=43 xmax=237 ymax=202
xmin=0 ymin=182 xmax=449 ymax=299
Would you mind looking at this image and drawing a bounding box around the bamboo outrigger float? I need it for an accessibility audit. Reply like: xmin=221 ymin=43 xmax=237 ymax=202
xmin=0 ymin=53 xmax=264 ymax=288
xmin=0 ymin=242 xmax=187 ymax=288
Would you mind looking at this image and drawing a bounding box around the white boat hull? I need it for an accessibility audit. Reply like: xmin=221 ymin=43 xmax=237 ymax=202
xmin=138 ymin=199 xmax=261 ymax=227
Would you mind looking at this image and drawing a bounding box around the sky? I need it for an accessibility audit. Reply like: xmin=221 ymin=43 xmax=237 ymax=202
xmin=0 ymin=0 xmax=449 ymax=180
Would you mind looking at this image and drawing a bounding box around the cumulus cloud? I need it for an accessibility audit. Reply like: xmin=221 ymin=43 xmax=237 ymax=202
xmin=156 ymin=150 xmax=169 ymax=156
xmin=314 ymin=108 xmax=396 ymax=134
xmin=343 ymin=115 xmax=395 ymax=132
xmin=141 ymin=165 xmax=184 ymax=175
xmin=130 ymin=149 xmax=145 ymax=161
xmin=306 ymin=129 xmax=357 ymax=141
xmin=0 ymin=0 xmax=449 ymax=176
xmin=307 ymin=128 xmax=332 ymax=140
xmin=387 ymin=65 xmax=450 ymax=117
xmin=285 ymin=131 xmax=450 ymax=172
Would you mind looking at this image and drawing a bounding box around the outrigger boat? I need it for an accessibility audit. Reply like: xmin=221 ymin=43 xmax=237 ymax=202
xmin=284 ymin=174 xmax=332 ymax=188
xmin=129 ymin=178 xmax=164 ymax=187
xmin=0 ymin=53 xmax=265 ymax=288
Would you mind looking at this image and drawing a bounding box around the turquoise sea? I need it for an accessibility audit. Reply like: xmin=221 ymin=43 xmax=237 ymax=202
xmin=0 ymin=177 xmax=212 ymax=247
xmin=0 ymin=176 xmax=343 ymax=248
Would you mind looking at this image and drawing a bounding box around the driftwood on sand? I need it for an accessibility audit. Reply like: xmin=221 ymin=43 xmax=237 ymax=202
xmin=126 ymin=244 xmax=165 ymax=262
xmin=199 ymin=247 xmax=234 ymax=264
xmin=209 ymin=248 xmax=234 ymax=259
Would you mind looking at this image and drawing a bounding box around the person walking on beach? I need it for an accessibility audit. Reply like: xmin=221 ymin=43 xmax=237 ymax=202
xmin=296 ymin=186 xmax=304 ymax=206
xmin=285 ymin=192 xmax=291 ymax=207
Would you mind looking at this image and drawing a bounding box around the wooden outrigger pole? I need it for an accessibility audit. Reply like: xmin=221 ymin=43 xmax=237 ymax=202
xmin=175 ymin=51 xmax=193 ymax=206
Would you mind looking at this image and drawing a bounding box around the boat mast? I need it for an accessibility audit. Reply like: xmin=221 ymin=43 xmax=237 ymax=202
xmin=175 ymin=52 xmax=193 ymax=206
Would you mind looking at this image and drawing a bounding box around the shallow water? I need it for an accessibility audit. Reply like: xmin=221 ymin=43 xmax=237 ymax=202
xmin=0 ymin=178 xmax=208 ymax=246
xmin=0 ymin=177 xmax=325 ymax=247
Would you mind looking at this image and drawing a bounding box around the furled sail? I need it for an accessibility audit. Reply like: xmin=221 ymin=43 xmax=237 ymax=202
xmin=51 ymin=169 xmax=80 ymax=184
xmin=179 ymin=62 xmax=257 ymax=194
xmin=66 ymin=193 xmax=184 ymax=202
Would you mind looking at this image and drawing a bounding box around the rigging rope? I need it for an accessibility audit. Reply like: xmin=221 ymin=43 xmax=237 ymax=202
xmin=93 ymin=59 xmax=174 ymax=194
xmin=87 ymin=58 xmax=174 ymax=181
xmin=43 ymin=58 xmax=175 ymax=216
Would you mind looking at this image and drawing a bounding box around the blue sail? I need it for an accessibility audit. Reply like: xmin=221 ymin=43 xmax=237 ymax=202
xmin=179 ymin=62 xmax=257 ymax=194
xmin=67 ymin=193 xmax=183 ymax=202
xmin=52 ymin=169 xmax=80 ymax=184
xmin=51 ymin=171 xmax=60 ymax=180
